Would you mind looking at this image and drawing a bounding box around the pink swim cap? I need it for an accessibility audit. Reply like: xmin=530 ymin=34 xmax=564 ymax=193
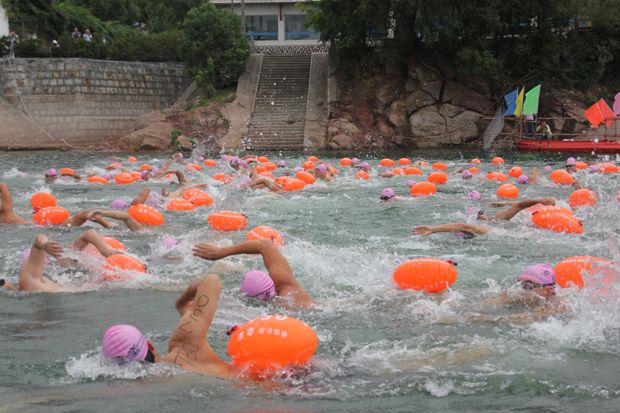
xmin=46 ymin=168 xmax=58 ymax=177
xmin=544 ymin=165 xmax=552 ymax=171
xmin=461 ymin=170 xmax=473 ymax=180
xmin=516 ymin=175 xmax=529 ymax=184
xmin=161 ymin=236 xmax=178 ymax=249
xmin=519 ymin=263 xmax=556 ymax=286
xmin=468 ymin=190 xmax=481 ymax=201
xmin=406 ymin=180 xmax=415 ymax=188
xmin=110 ymin=199 xmax=128 ymax=209
xmin=102 ymin=324 xmax=148 ymax=364
xmin=380 ymin=188 xmax=396 ymax=200
xmin=240 ymin=271 xmax=276 ymax=301
xmin=566 ymin=157 xmax=577 ymax=166
xmin=276 ymin=160 xmax=286 ymax=168
xmin=316 ymin=164 xmax=328 ymax=173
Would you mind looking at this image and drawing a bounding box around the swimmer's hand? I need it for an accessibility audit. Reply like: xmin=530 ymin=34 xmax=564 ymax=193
xmin=34 ymin=236 xmax=63 ymax=258
xmin=192 ymin=243 xmax=225 ymax=261
xmin=489 ymin=201 xmax=514 ymax=208
xmin=412 ymin=226 xmax=434 ymax=236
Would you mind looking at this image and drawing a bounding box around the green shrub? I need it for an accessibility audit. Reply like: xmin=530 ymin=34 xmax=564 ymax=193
xmin=182 ymin=3 xmax=249 ymax=91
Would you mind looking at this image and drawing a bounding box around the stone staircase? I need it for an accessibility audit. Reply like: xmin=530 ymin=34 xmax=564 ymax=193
xmin=244 ymin=54 xmax=311 ymax=150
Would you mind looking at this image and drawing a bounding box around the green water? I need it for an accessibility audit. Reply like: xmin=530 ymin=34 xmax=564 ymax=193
xmin=0 ymin=150 xmax=619 ymax=413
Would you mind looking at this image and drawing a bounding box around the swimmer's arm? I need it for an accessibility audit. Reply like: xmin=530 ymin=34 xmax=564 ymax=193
xmin=413 ymin=223 xmax=490 ymax=236
xmin=174 ymin=278 xmax=203 ymax=315
xmin=132 ymin=188 xmax=151 ymax=205
xmin=62 ymin=172 xmax=82 ymax=180
xmin=170 ymin=274 xmax=221 ymax=341
xmin=0 ymin=183 xmax=13 ymax=212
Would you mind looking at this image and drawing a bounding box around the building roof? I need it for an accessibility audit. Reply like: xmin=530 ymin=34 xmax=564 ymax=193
xmin=212 ymin=0 xmax=318 ymax=4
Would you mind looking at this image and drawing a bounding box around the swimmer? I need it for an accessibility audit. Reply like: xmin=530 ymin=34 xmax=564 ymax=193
xmin=45 ymin=168 xmax=82 ymax=183
xmin=313 ymin=163 xmax=333 ymax=182
xmin=564 ymin=157 xmax=582 ymax=190
xmin=379 ymin=188 xmax=406 ymax=202
xmin=193 ymin=240 xmax=314 ymax=309
xmin=12 ymin=230 xmax=122 ymax=292
xmin=243 ymin=168 xmax=282 ymax=192
xmin=0 ymin=182 xmax=28 ymax=224
xmin=101 ymin=274 xmax=239 ymax=379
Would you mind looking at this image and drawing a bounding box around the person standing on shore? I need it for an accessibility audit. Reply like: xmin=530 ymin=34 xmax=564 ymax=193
xmin=9 ymin=31 xmax=19 ymax=58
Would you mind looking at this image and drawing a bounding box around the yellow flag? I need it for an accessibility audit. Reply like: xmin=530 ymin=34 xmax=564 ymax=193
xmin=514 ymin=87 xmax=524 ymax=117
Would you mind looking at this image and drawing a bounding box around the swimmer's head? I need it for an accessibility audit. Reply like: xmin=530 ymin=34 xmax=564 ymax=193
xmin=110 ymin=199 xmax=128 ymax=210
xmin=276 ymin=160 xmax=286 ymax=168
xmin=468 ymin=190 xmax=481 ymax=201
xmin=516 ymin=175 xmax=529 ymax=184
xmin=461 ymin=170 xmax=473 ymax=180
xmin=0 ymin=278 xmax=15 ymax=290
xmin=519 ymin=263 xmax=556 ymax=293
xmin=357 ymin=162 xmax=371 ymax=171
xmin=102 ymin=324 xmax=157 ymax=365
xmin=544 ymin=165 xmax=552 ymax=172
xmin=351 ymin=158 xmax=360 ymax=165
xmin=45 ymin=168 xmax=58 ymax=181
xmin=380 ymin=188 xmax=396 ymax=201
xmin=406 ymin=180 xmax=415 ymax=188
xmin=565 ymin=157 xmax=576 ymax=167
xmin=240 ymin=270 xmax=276 ymax=302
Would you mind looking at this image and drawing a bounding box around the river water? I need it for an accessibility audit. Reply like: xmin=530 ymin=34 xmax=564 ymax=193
xmin=1 ymin=150 xmax=619 ymax=413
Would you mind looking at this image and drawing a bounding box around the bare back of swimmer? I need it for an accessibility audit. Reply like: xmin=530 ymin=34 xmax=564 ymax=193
xmin=193 ymin=240 xmax=314 ymax=308
xmin=0 ymin=183 xmax=28 ymax=224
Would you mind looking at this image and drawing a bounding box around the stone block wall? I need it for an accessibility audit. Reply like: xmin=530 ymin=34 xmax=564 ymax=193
xmin=0 ymin=58 xmax=190 ymax=148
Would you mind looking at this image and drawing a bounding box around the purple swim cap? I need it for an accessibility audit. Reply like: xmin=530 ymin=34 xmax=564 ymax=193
xmin=139 ymin=170 xmax=149 ymax=179
xmin=240 ymin=271 xmax=276 ymax=301
xmin=566 ymin=157 xmax=577 ymax=166
xmin=358 ymin=162 xmax=370 ymax=171
xmin=406 ymin=180 xmax=416 ymax=188
xmin=468 ymin=190 xmax=481 ymax=201
xmin=294 ymin=166 xmax=304 ymax=173
xmin=516 ymin=175 xmax=529 ymax=184
xmin=161 ymin=236 xmax=178 ymax=249
xmin=351 ymin=158 xmax=360 ymax=165
xmin=461 ymin=170 xmax=473 ymax=180
xmin=380 ymin=188 xmax=396 ymax=200
xmin=519 ymin=263 xmax=556 ymax=286
xmin=544 ymin=165 xmax=552 ymax=172
xmin=276 ymin=160 xmax=286 ymax=168
xmin=46 ymin=168 xmax=58 ymax=177
xmin=197 ymin=156 xmax=205 ymax=163
xmin=239 ymin=160 xmax=248 ymax=168
xmin=102 ymin=324 xmax=149 ymax=364
xmin=316 ymin=164 xmax=328 ymax=173
xmin=110 ymin=199 xmax=128 ymax=209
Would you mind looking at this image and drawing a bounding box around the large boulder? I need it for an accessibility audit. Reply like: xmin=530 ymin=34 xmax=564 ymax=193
xmin=442 ymin=80 xmax=493 ymax=114
xmin=446 ymin=109 xmax=482 ymax=143
xmin=386 ymin=99 xmax=409 ymax=130
xmin=119 ymin=121 xmax=173 ymax=151
xmin=409 ymin=106 xmax=445 ymax=140
xmin=328 ymin=133 xmax=354 ymax=149
xmin=406 ymin=89 xmax=436 ymax=115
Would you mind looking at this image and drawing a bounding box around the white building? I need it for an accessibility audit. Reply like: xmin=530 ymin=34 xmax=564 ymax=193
xmin=0 ymin=4 xmax=9 ymax=37
xmin=212 ymin=0 xmax=321 ymax=46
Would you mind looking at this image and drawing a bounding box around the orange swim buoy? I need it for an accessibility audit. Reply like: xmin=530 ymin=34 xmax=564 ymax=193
xmin=303 ymin=161 xmax=315 ymax=170
xmin=88 ymin=176 xmax=109 ymax=185
xmin=340 ymin=158 xmax=353 ymax=167
xmin=84 ymin=237 xmax=126 ymax=256
xmin=575 ymin=161 xmax=588 ymax=170
xmin=555 ymin=256 xmax=613 ymax=288
xmin=128 ymin=204 xmax=165 ymax=226
xmin=166 ymin=198 xmax=196 ymax=211
xmin=307 ymin=156 xmax=319 ymax=163
xmin=599 ymin=162 xmax=618 ymax=173
xmin=102 ymin=254 xmax=146 ymax=281
xmin=379 ymin=158 xmax=395 ymax=167
xmin=393 ymin=258 xmax=458 ymax=293
xmin=392 ymin=167 xmax=404 ymax=176
xmin=227 ymin=315 xmax=318 ymax=376
xmin=568 ymin=188 xmax=597 ymax=208
xmin=187 ymin=163 xmax=203 ymax=172
xmin=139 ymin=164 xmax=153 ymax=171
xmin=208 ymin=211 xmax=247 ymax=231
xmin=183 ymin=188 xmax=213 ymax=207
xmin=486 ymin=171 xmax=508 ymax=182
xmin=296 ymin=171 xmax=316 ymax=185
xmin=410 ymin=182 xmax=437 ymax=197
xmin=283 ymin=178 xmax=306 ymax=191
xmin=531 ymin=210 xmax=582 ymax=234
xmin=471 ymin=159 xmax=481 ymax=164
xmin=246 ymin=225 xmax=284 ymax=246
xmin=263 ymin=162 xmax=277 ymax=171
xmin=33 ymin=206 xmax=70 ymax=225
xmin=274 ymin=176 xmax=290 ymax=187
xmin=328 ymin=166 xmax=338 ymax=175
xmin=404 ymin=167 xmax=423 ymax=175
xmin=432 ymin=162 xmax=448 ymax=171
xmin=204 ymin=159 xmax=217 ymax=167
xmin=60 ymin=167 xmax=76 ymax=175
xmin=398 ymin=158 xmax=411 ymax=165
xmin=30 ymin=192 xmax=57 ymax=211
xmin=550 ymin=170 xmax=575 ymax=185
xmin=428 ymin=172 xmax=448 ymax=184
xmin=127 ymin=156 xmax=137 ymax=163
xmin=115 ymin=172 xmax=136 ymax=185
xmin=508 ymin=167 xmax=523 ymax=178
xmin=491 ymin=157 xmax=505 ymax=165
xmin=212 ymin=173 xmax=233 ymax=184
xmin=355 ymin=170 xmax=369 ymax=181
xmin=257 ymin=156 xmax=270 ymax=163
xmin=254 ymin=165 xmax=267 ymax=174
xmin=468 ymin=167 xmax=480 ymax=174
xmin=496 ymin=183 xmax=519 ymax=199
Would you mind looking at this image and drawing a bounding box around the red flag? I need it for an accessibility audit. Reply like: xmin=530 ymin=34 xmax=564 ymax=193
xmin=584 ymin=99 xmax=617 ymax=128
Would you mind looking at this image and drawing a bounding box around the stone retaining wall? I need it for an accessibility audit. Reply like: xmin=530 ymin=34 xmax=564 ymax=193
xmin=0 ymin=58 xmax=190 ymax=149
